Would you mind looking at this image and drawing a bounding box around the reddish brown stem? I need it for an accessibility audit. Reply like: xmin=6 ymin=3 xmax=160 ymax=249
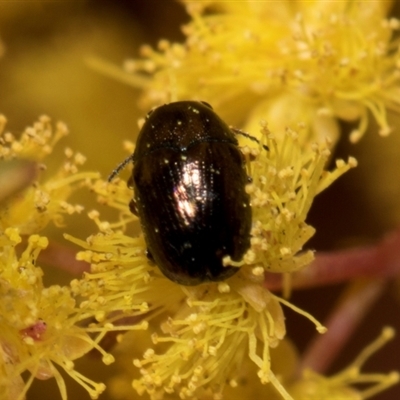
xmin=0 ymin=160 xmax=37 ymax=202
xmin=41 ymin=227 xmax=400 ymax=290
xmin=296 ymin=279 xmax=386 ymax=375
xmin=38 ymin=241 xmax=90 ymax=275
xmin=265 ymin=227 xmax=400 ymax=291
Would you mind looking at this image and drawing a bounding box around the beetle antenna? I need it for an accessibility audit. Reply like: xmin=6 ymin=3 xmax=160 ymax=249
xmin=231 ymin=127 xmax=269 ymax=152
xmin=108 ymin=154 xmax=135 ymax=182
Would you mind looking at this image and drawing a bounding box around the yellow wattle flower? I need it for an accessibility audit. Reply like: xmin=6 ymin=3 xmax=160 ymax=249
xmin=0 ymin=229 xmax=107 ymax=400
xmin=117 ymin=0 xmax=400 ymax=144
xmin=0 ymin=116 xmax=99 ymax=234
xmin=0 ymin=116 xmax=114 ymax=399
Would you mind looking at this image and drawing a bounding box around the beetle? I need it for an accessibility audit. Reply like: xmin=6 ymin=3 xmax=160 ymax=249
xmin=109 ymin=101 xmax=253 ymax=286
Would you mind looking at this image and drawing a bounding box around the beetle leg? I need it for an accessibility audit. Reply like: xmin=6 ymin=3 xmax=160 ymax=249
xmin=244 ymin=151 xmax=257 ymax=162
xmin=129 ymin=198 xmax=139 ymax=216
xmin=231 ymin=127 xmax=269 ymax=152
xmin=146 ymin=249 xmax=155 ymax=264
xmin=127 ymin=174 xmax=134 ymax=189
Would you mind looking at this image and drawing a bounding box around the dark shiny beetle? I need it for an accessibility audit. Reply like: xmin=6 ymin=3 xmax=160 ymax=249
xmin=109 ymin=101 xmax=251 ymax=286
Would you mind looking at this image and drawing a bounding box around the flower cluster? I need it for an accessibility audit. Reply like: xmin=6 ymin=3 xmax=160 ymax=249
xmin=0 ymin=229 xmax=106 ymax=400
xmin=0 ymin=117 xmax=130 ymax=399
xmin=125 ymin=0 xmax=400 ymax=144
xmin=1 ymin=1 xmax=399 ymax=399
xmin=0 ymin=115 xmax=96 ymax=233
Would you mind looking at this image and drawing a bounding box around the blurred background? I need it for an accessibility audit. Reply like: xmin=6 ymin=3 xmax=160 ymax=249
xmin=0 ymin=1 xmax=399 ymax=399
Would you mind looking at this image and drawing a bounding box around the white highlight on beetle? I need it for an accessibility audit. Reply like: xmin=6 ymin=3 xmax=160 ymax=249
xmin=173 ymin=160 xmax=202 ymax=226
